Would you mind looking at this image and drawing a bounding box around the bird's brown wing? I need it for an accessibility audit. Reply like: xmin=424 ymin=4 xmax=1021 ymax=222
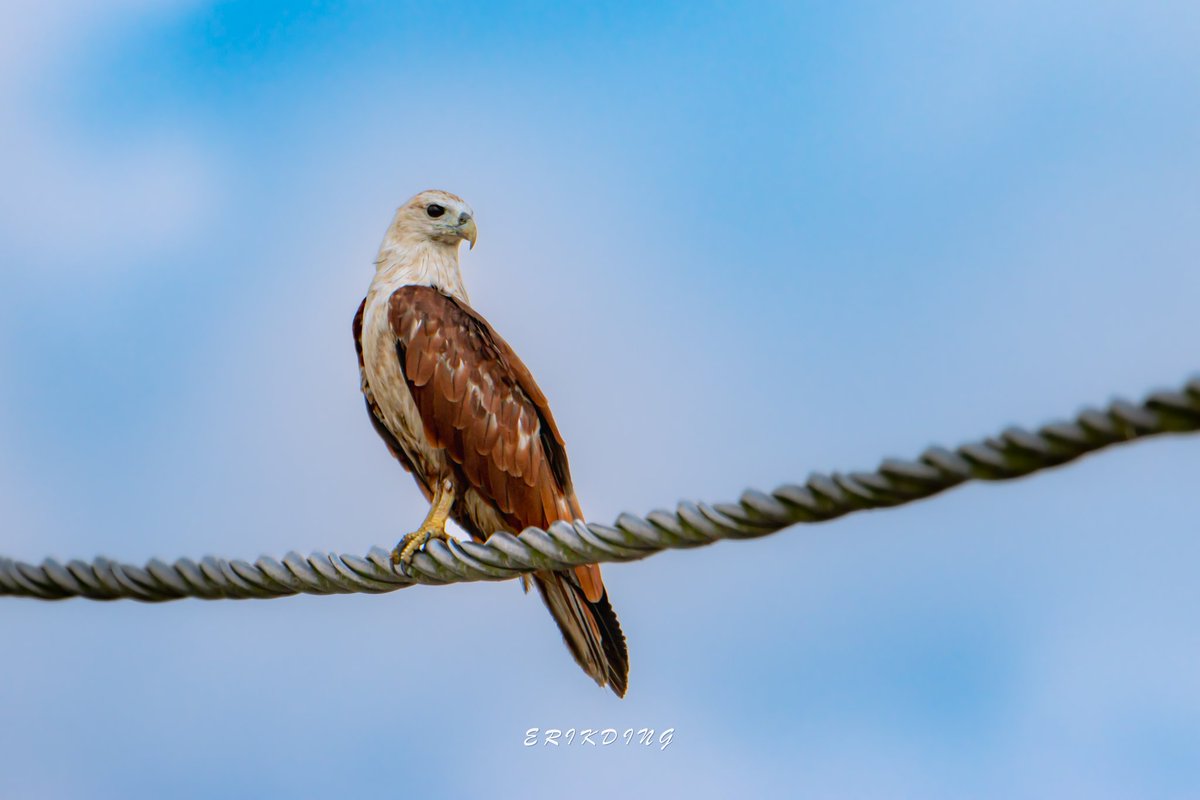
xmin=387 ymin=285 xmax=628 ymax=696
xmin=386 ymin=286 xmax=578 ymax=532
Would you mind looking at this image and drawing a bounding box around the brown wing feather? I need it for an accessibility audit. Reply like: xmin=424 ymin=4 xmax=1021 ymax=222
xmin=384 ymin=285 xmax=626 ymax=696
xmin=387 ymin=285 xmax=579 ymax=532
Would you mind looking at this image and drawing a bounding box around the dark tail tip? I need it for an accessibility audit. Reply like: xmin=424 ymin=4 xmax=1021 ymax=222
xmin=533 ymin=571 xmax=630 ymax=698
xmin=591 ymin=588 xmax=629 ymax=698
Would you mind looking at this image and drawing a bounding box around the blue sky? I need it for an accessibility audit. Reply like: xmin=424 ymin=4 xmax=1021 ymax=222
xmin=1 ymin=2 xmax=1199 ymax=797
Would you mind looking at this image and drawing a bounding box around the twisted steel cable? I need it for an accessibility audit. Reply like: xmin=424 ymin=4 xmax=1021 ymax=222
xmin=3 ymin=377 xmax=1198 ymax=603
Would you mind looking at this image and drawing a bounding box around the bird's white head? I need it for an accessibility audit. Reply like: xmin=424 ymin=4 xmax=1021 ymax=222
xmin=375 ymin=189 xmax=477 ymax=298
xmin=384 ymin=189 xmax=477 ymax=252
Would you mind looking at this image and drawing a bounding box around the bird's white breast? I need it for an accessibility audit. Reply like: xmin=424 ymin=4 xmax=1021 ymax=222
xmin=361 ymin=274 xmax=445 ymax=482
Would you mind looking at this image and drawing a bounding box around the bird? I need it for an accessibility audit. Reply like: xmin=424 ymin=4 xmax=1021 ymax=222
xmin=353 ymin=189 xmax=629 ymax=697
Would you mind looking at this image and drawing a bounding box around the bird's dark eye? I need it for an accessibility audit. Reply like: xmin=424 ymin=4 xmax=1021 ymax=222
xmin=426 ymin=204 xmax=446 ymax=218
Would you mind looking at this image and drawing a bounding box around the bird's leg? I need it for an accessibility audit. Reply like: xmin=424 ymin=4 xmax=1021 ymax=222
xmin=391 ymin=479 xmax=456 ymax=566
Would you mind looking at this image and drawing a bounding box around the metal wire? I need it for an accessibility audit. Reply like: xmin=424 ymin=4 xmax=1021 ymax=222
xmin=3 ymin=377 xmax=1198 ymax=602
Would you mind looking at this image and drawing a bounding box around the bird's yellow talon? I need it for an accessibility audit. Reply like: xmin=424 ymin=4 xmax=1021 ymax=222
xmin=391 ymin=526 xmax=450 ymax=566
xmin=391 ymin=478 xmax=456 ymax=567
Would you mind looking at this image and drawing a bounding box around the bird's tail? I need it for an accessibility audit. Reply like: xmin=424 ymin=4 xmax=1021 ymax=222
xmin=531 ymin=568 xmax=629 ymax=698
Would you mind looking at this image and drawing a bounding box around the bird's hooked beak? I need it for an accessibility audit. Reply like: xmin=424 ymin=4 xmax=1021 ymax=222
xmin=456 ymin=215 xmax=478 ymax=250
